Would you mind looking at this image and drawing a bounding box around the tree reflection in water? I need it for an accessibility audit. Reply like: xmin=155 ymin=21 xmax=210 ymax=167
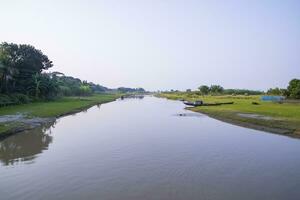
xmin=0 ymin=121 xmax=56 ymax=166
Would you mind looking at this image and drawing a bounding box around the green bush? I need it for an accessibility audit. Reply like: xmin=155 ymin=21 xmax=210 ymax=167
xmin=0 ymin=93 xmax=31 ymax=107
xmin=8 ymin=94 xmax=20 ymax=104
xmin=12 ymin=93 xmax=31 ymax=104
xmin=0 ymin=94 xmax=14 ymax=106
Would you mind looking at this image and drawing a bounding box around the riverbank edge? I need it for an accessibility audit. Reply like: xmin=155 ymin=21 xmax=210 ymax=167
xmin=187 ymin=107 xmax=299 ymax=138
xmin=157 ymin=95 xmax=299 ymax=138
xmin=0 ymin=95 xmax=120 ymax=139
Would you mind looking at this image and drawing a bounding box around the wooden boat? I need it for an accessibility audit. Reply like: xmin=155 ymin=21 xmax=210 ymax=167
xmin=183 ymin=100 xmax=203 ymax=106
xmin=183 ymin=101 xmax=234 ymax=107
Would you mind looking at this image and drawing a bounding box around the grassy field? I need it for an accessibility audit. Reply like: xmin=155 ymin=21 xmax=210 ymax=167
xmin=0 ymin=94 xmax=119 ymax=136
xmin=159 ymin=92 xmax=300 ymax=137
xmin=0 ymin=94 xmax=119 ymax=117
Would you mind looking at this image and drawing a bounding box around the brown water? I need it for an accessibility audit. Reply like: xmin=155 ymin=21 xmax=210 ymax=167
xmin=1 ymin=96 xmax=300 ymax=200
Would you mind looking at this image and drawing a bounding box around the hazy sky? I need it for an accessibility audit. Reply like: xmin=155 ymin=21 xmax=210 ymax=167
xmin=1 ymin=0 xmax=299 ymax=91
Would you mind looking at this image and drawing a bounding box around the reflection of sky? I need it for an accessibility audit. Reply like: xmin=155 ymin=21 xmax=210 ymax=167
xmin=1 ymin=0 xmax=299 ymax=91
xmin=1 ymin=97 xmax=300 ymax=200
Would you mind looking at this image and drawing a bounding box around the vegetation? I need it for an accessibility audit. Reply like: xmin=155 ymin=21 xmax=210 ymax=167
xmin=0 ymin=42 xmax=108 ymax=101
xmin=196 ymin=84 xmax=263 ymax=95
xmin=287 ymin=79 xmax=300 ymax=99
xmin=183 ymin=80 xmax=300 ymax=98
xmin=0 ymin=42 xmax=145 ymax=107
xmin=266 ymin=79 xmax=300 ymax=98
xmin=267 ymin=87 xmax=287 ymax=96
xmin=0 ymin=42 xmax=146 ymax=137
xmin=116 ymin=87 xmax=146 ymax=93
xmin=159 ymin=90 xmax=300 ymax=137
xmin=198 ymin=85 xmax=210 ymax=95
xmin=0 ymin=94 xmax=119 ymax=118
xmin=0 ymin=94 xmax=120 ymax=137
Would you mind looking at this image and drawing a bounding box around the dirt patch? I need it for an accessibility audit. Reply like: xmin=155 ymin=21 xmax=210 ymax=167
xmin=0 ymin=114 xmax=55 ymax=138
xmin=237 ymin=113 xmax=274 ymax=120
xmin=0 ymin=114 xmax=53 ymax=126
xmin=0 ymin=114 xmax=25 ymax=123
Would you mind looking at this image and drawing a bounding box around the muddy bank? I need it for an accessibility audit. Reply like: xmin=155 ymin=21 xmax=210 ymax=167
xmin=186 ymin=108 xmax=299 ymax=138
xmin=0 ymin=114 xmax=55 ymax=139
xmin=0 ymin=97 xmax=118 ymax=139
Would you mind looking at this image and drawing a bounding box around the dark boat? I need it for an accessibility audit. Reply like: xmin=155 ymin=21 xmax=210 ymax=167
xmin=183 ymin=101 xmax=234 ymax=107
xmin=183 ymin=100 xmax=203 ymax=106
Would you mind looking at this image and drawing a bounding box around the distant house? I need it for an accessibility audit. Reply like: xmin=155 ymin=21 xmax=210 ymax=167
xmin=260 ymin=96 xmax=285 ymax=101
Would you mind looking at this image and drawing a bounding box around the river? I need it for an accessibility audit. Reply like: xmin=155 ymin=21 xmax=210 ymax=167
xmin=1 ymin=96 xmax=300 ymax=200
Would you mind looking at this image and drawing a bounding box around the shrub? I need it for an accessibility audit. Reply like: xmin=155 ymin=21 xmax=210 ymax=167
xmin=8 ymin=94 xmax=21 ymax=104
xmin=0 ymin=93 xmax=31 ymax=107
xmin=79 ymin=85 xmax=92 ymax=96
xmin=0 ymin=94 xmax=14 ymax=106
xmin=12 ymin=93 xmax=31 ymax=104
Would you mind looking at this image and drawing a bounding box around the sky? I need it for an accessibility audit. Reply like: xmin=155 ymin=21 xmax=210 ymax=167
xmin=0 ymin=0 xmax=299 ymax=91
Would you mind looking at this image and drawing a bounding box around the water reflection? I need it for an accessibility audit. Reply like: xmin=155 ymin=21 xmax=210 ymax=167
xmin=0 ymin=122 xmax=55 ymax=166
xmin=120 ymin=94 xmax=144 ymax=100
xmin=1 ymin=97 xmax=300 ymax=200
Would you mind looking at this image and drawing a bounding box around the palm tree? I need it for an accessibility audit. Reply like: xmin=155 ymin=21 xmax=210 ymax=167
xmin=27 ymin=73 xmax=45 ymax=99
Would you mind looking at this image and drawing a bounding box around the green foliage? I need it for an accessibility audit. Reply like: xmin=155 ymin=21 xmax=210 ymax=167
xmin=58 ymin=85 xmax=72 ymax=96
xmin=287 ymin=79 xmax=300 ymax=99
xmin=12 ymin=93 xmax=31 ymax=104
xmin=0 ymin=94 xmax=13 ymax=106
xmin=197 ymin=84 xmax=263 ymax=96
xmin=209 ymin=85 xmax=224 ymax=94
xmin=224 ymin=89 xmax=263 ymax=95
xmin=116 ymin=87 xmax=146 ymax=93
xmin=0 ymin=93 xmax=31 ymax=106
xmin=79 ymin=85 xmax=92 ymax=96
xmin=266 ymin=87 xmax=287 ymax=96
xmin=88 ymin=82 xmax=108 ymax=93
xmin=0 ymin=42 xmax=52 ymax=94
xmin=0 ymin=42 xmax=122 ymax=106
xmin=198 ymin=85 xmax=210 ymax=95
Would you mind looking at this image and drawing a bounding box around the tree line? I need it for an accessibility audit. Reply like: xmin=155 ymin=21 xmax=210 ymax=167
xmin=266 ymin=79 xmax=300 ymax=99
xmin=196 ymin=85 xmax=263 ymax=95
xmin=181 ymin=80 xmax=300 ymax=99
xmin=0 ymin=42 xmax=145 ymax=106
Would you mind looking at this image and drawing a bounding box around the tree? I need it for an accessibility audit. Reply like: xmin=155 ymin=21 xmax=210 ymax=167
xmin=117 ymin=87 xmax=146 ymax=93
xmin=31 ymin=73 xmax=43 ymax=98
xmin=210 ymin=85 xmax=224 ymax=94
xmin=198 ymin=85 xmax=210 ymax=95
xmin=223 ymin=89 xmax=263 ymax=95
xmin=287 ymin=79 xmax=300 ymax=99
xmin=267 ymin=87 xmax=282 ymax=95
xmin=27 ymin=73 xmax=59 ymax=99
xmin=0 ymin=47 xmax=19 ymax=93
xmin=79 ymin=85 xmax=92 ymax=96
xmin=0 ymin=42 xmax=53 ymax=93
xmin=0 ymin=60 xmax=19 ymax=93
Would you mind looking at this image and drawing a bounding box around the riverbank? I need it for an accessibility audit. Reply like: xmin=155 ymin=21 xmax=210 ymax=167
xmin=159 ymin=93 xmax=300 ymax=137
xmin=0 ymin=94 xmax=120 ymax=138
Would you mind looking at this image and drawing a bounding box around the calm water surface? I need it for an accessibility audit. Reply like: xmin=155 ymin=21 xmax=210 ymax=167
xmin=1 ymin=97 xmax=300 ymax=200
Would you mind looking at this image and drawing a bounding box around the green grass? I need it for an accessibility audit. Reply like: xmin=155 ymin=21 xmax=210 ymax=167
xmin=0 ymin=124 xmax=12 ymax=133
xmin=0 ymin=94 xmax=119 ymax=118
xmin=0 ymin=94 xmax=120 ymax=136
xmin=159 ymin=92 xmax=300 ymax=136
